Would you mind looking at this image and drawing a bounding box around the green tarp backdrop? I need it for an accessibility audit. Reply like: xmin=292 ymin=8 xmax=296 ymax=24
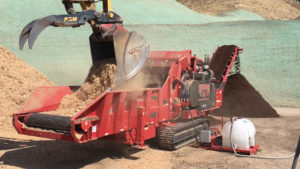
xmin=0 ymin=0 xmax=299 ymax=107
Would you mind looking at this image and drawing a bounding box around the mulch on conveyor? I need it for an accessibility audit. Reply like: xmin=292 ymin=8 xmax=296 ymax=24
xmin=209 ymin=45 xmax=237 ymax=81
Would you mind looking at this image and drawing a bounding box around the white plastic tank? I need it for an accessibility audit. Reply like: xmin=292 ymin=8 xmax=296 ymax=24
xmin=221 ymin=118 xmax=256 ymax=149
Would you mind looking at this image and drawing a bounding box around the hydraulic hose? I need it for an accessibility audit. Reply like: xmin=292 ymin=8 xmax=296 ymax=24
xmin=291 ymin=136 xmax=300 ymax=169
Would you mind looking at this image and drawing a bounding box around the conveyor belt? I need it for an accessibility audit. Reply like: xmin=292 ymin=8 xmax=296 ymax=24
xmin=24 ymin=113 xmax=71 ymax=132
xmin=158 ymin=118 xmax=209 ymax=150
xmin=209 ymin=45 xmax=238 ymax=81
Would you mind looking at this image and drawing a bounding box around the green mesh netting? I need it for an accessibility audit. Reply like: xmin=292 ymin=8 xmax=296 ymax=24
xmin=0 ymin=0 xmax=299 ymax=107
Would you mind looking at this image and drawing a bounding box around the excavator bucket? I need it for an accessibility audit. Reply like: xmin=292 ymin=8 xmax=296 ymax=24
xmin=90 ymin=26 xmax=149 ymax=82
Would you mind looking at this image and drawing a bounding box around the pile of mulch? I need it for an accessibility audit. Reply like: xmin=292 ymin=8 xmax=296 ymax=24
xmin=44 ymin=60 xmax=117 ymax=117
xmin=0 ymin=45 xmax=116 ymax=125
xmin=212 ymin=74 xmax=279 ymax=118
xmin=0 ymin=46 xmax=55 ymax=127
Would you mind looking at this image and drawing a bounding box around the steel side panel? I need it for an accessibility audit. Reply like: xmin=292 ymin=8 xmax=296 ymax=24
xmin=22 ymin=129 xmax=74 ymax=141
xmin=98 ymin=93 xmax=113 ymax=137
xmin=19 ymin=86 xmax=73 ymax=113
xmin=114 ymin=93 xmax=128 ymax=133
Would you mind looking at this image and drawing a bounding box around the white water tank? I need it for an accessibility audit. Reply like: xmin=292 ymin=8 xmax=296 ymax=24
xmin=221 ymin=118 xmax=256 ymax=149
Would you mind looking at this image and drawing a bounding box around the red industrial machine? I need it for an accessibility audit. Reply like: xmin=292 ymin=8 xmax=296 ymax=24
xmin=13 ymin=45 xmax=243 ymax=150
xmin=14 ymin=0 xmax=260 ymax=153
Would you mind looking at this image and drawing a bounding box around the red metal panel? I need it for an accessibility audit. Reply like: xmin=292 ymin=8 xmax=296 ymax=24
xmin=128 ymin=92 xmax=138 ymax=129
xmin=136 ymin=107 xmax=145 ymax=145
xmin=143 ymin=125 xmax=156 ymax=141
xmin=19 ymin=86 xmax=73 ymax=113
xmin=23 ymin=128 xmax=74 ymax=141
xmin=145 ymin=90 xmax=151 ymax=125
xmin=97 ymin=93 xmax=113 ymax=137
xmin=114 ymin=92 xmax=128 ymax=133
xmin=181 ymin=109 xmax=198 ymax=119
xmin=215 ymin=89 xmax=223 ymax=107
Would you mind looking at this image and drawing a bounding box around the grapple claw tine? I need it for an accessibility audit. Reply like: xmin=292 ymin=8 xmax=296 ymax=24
xmin=19 ymin=16 xmax=54 ymax=49
xmin=19 ymin=20 xmax=37 ymax=49
xmin=28 ymin=17 xmax=54 ymax=49
xmin=19 ymin=35 xmax=27 ymax=50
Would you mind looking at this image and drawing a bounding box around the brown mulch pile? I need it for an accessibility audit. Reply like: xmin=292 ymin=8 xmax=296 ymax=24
xmin=0 ymin=46 xmax=55 ymax=127
xmin=208 ymin=45 xmax=278 ymax=118
xmin=0 ymin=45 xmax=116 ymax=124
xmin=212 ymin=74 xmax=279 ymax=118
xmin=44 ymin=60 xmax=117 ymax=117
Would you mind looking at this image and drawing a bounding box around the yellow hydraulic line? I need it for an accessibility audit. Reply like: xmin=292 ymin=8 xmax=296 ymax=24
xmin=107 ymin=0 xmax=111 ymax=11
xmin=103 ymin=0 xmax=111 ymax=12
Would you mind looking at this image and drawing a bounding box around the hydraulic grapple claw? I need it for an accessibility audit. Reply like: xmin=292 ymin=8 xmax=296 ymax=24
xmin=18 ymin=10 xmax=122 ymax=49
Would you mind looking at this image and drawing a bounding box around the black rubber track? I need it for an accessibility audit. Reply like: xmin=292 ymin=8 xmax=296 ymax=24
xmin=158 ymin=118 xmax=209 ymax=150
xmin=24 ymin=113 xmax=71 ymax=132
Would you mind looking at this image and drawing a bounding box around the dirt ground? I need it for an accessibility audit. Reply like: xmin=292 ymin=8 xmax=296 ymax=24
xmin=0 ymin=108 xmax=299 ymax=169
xmin=176 ymin=0 xmax=300 ymax=20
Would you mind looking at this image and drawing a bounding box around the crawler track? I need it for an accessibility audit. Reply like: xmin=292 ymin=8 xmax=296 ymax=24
xmin=158 ymin=118 xmax=209 ymax=150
